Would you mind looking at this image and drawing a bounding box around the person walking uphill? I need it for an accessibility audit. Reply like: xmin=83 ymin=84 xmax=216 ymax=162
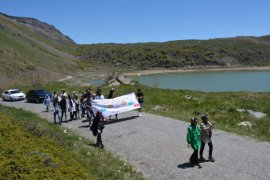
xmin=200 ymin=114 xmax=215 ymax=162
xmin=91 ymin=111 xmax=106 ymax=149
xmin=187 ymin=117 xmax=202 ymax=168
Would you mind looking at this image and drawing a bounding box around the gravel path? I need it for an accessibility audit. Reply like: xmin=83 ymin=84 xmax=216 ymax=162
xmin=1 ymin=100 xmax=270 ymax=180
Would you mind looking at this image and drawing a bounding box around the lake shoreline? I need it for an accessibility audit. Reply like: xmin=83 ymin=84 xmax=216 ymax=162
xmin=122 ymin=66 xmax=270 ymax=76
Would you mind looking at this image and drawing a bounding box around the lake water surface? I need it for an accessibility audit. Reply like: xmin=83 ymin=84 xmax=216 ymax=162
xmin=132 ymin=71 xmax=270 ymax=92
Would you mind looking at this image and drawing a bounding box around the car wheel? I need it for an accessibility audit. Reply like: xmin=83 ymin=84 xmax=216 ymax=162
xmin=36 ymin=98 xmax=39 ymax=103
xmin=10 ymin=97 xmax=13 ymax=101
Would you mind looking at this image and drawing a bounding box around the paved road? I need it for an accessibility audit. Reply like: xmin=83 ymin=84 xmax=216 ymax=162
xmin=1 ymin=100 xmax=270 ymax=180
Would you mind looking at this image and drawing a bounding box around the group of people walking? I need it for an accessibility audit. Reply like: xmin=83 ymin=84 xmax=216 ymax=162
xmin=187 ymin=114 xmax=215 ymax=168
xmin=43 ymin=87 xmax=144 ymax=149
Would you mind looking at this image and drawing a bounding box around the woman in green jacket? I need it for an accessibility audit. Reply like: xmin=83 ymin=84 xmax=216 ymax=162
xmin=187 ymin=117 xmax=202 ymax=167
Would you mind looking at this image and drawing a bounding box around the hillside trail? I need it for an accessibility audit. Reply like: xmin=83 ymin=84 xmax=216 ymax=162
xmin=1 ymin=100 xmax=270 ymax=180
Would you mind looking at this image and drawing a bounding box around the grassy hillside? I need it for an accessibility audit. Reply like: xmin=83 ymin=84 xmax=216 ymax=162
xmin=76 ymin=36 xmax=270 ymax=71
xmin=0 ymin=106 xmax=143 ymax=179
xmin=0 ymin=13 xmax=82 ymax=91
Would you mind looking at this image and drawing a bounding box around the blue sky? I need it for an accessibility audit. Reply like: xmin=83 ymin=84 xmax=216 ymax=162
xmin=1 ymin=0 xmax=270 ymax=44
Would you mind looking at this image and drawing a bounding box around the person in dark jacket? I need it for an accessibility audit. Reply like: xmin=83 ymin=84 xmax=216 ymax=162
xmin=59 ymin=96 xmax=68 ymax=123
xmin=91 ymin=111 xmax=106 ymax=148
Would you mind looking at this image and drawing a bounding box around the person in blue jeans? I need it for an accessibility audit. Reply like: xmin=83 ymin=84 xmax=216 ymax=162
xmin=53 ymin=96 xmax=61 ymax=125
xmin=43 ymin=94 xmax=51 ymax=112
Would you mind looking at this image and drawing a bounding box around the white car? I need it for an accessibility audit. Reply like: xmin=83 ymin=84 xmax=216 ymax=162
xmin=2 ymin=89 xmax=26 ymax=101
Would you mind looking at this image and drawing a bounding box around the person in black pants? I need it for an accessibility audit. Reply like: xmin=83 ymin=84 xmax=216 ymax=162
xmin=187 ymin=117 xmax=202 ymax=168
xmin=91 ymin=111 xmax=106 ymax=148
xmin=199 ymin=114 xmax=215 ymax=162
xmin=59 ymin=96 xmax=67 ymax=123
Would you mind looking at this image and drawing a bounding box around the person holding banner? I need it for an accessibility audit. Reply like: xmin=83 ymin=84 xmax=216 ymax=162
xmin=136 ymin=89 xmax=144 ymax=116
xmin=107 ymin=88 xmax=118 ymax=120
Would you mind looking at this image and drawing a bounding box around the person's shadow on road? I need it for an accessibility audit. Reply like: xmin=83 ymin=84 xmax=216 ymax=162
xmin=177 ymin=162 xmax=195 ymax=169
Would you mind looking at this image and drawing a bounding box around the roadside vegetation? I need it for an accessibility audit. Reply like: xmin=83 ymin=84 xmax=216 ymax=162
xmin=0 ymin=106 xmax=143 ymax=179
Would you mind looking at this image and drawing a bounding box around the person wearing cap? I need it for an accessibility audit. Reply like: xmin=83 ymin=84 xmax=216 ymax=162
xmin=91 ymin=111 xmax=106 ymax=148
xmin=187 ymin=117 xmax=202 ymax=168
xmin=199 ymin=114 xmax=215 ymax=162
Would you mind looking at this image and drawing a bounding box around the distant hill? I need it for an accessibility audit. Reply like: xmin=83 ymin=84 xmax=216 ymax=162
xmin=76 ymin=35 xmax=270 ymax=70
xmin=0 ymin=12 xmax=78 ymax=90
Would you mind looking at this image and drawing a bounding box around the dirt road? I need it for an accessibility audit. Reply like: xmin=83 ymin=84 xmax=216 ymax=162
xmin=1 ymin=100 xmax=270 ymax=180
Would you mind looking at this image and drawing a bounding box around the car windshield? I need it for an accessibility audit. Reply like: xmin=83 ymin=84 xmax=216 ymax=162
xmin=10 ymin=90 xmax=21 ymax=94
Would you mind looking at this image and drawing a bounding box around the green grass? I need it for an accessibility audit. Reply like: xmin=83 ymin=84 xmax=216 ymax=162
xmin=0 ymin=106 xmax=143 ymax=179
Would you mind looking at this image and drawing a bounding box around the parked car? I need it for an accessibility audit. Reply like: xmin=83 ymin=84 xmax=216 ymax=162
xmin=26 ymin=89 xmax=52 ymax=103
xmin=2 ymin=89 xmax=26 ymax=101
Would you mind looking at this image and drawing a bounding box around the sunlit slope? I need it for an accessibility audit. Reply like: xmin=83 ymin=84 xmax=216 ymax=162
xmin=0 ymin=13 xmax=78 ymax=88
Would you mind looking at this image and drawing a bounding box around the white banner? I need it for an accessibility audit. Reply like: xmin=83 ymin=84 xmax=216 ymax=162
xmin=92 ymin=92 xmax=140 ymax=117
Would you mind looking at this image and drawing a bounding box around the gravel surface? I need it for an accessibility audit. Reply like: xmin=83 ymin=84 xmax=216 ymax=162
xmin=1 ymin=99 xmax=270 ymax=180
